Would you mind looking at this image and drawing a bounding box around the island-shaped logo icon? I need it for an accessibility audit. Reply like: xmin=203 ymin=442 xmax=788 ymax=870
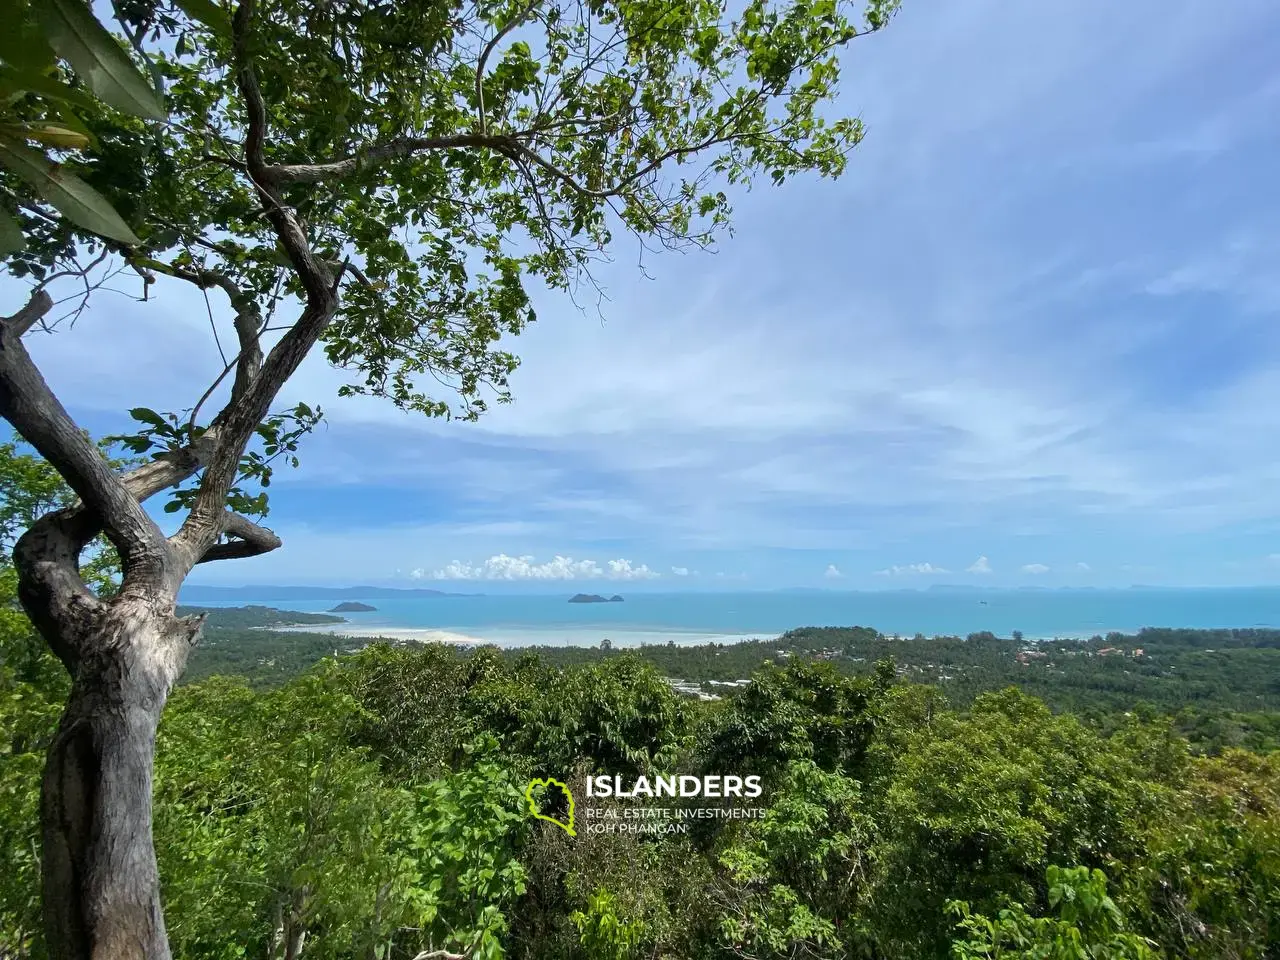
xmin=525 ymin=777 xmax=576 ymax=836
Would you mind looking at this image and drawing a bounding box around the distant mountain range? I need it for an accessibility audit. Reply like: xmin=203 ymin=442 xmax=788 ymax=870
xmin=179 ymin=585 xmax=481 ymax=601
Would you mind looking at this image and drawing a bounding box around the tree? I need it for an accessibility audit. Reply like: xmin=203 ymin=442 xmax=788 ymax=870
xmin=715 ymin=760 xmax=869 ymax=958
xmin=0 ymin=0 xmax=899 ymax=954
xmin=862 ymin=688 xmax=1180 ymax=956
xmin=948 ymin=865 xmax=1157 ymax=960
xmin=0 ymin=433 xmax=128 ymax=957
xmin=153 ymin=678 xmax=531 ymax=960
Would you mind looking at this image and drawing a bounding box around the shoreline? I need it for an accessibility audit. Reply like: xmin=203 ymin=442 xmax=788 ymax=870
xmin=271 ymin=623 xmax=773 ymax=648
xmin=260 ymin=621 xmax=1156 ymax=648
xmin=263 ymin=623 xmax=1123 ymax=648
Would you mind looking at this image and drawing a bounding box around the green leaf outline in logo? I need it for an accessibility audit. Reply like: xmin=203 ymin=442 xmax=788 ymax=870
xmin=525 ymin=777 xmax=576 ymax=836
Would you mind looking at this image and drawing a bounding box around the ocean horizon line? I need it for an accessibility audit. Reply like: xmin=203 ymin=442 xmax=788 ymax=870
xmin=180 ymin=583 xmax=1280 ymax=598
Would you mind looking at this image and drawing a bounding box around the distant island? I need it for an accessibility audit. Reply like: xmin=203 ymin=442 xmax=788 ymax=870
xmin=329 ymin=601 xmax=377 ymax=613
xmin=568 ymin=593 xmax=625 ymax=604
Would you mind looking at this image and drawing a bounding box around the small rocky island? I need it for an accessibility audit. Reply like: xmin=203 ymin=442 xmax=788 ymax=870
xmin=568 ymin=593 xmax=625 ymax=604
xmin=328 ymin=601 xmax=377 ymax=613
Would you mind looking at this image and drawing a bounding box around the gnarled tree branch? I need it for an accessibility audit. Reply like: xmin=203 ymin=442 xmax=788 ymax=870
xmin=169 ymin=0 xmax=335 ymax=575
xmin=195 ymin=511 xmax=281 ymax=563
xmin=0 ymin=294 xmax=172 ymax=591
xmin=3 ymin=289 xmax=54 ymax=338
xmin=261 ymin=133 xmax=505 ymax=184
xmin=12 ymin=443 xmax=212 ymax=667
xmin=130 ymin=256 xmax=265 ymax=413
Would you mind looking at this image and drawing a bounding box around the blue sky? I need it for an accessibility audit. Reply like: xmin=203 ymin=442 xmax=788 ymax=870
xmin=12 ymin=0 xmax=1280 ymax=589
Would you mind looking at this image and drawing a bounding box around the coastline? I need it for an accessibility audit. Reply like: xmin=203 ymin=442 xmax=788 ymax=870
xmin=193 ymin=589 xmax=1280 ymax=643
xmin=272 ymin=623 xmax=772 ymax=648
xmin=258 ymin=619 xmax=1141 ymax=648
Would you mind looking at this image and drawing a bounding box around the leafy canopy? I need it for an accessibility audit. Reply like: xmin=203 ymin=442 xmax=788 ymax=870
xmin=7 ymin=0 xmax=899 ymax=427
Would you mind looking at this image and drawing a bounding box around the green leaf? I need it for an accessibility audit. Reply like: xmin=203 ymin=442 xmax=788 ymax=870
xmin=0 ymin=134 xmax=140 ymax=244
xmin=0 ymin=65 xmax=98 ymax=111
xmin=172 ymin=0 xmax=234 ymax=39
xmin=35 ymin=0 xmax=166 ymax=121
xmin=128 ymin=407 xmax=167 ymax=427
xmin=0 ymin=207 xmax=25 ymax=256
xmin=2 ymin=122 xmax=90 ymax=149
xmin=53 ymin=104 xmax=98 ymax=148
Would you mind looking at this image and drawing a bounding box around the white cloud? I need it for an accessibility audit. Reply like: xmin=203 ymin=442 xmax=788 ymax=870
xmin=967 ymin=555 xmax=993 ymax=574
xmin=1022 ymin=563 xmax=1051 ymax=574
xmin=824 ymin=564 xmax=844 ymax=579
xmin=671 ymin=566 xmax=690 ymax=576
xmin=1076 ymin=561 xmax=1092 ymax=571
xmin=875 ymin=562 xmax=949 ymax=576
xmin=606 ymin=558 xmax=659 ymax=580
xmin=417 ymin=554 xmax=658 ymax=581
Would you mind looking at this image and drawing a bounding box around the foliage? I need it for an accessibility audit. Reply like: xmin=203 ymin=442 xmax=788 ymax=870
xmin=1121 ymin=750 xmax=1280 ymax=960
xmin=3 ymin=613 xmax=1280 ymax=958
xmin=948 ymin=866 xmax=1157 ymax=960
xmin=569 ymin=888 xmax=644 ymax=960
xmin=402 ymin=742 xmax=531 ymax=960
xmin=715 ymin=760 xmax=868 ymax=958
xmin=0 ymin=579 xmax=60 ymax=958
xmin=701 ymin=658 xmax=888 ymax=779
xmin=863 ymin=688 xmax=1179 ymax=956
xmin=8 ymin=0 xmax=905 ymax=441
xmin=469 ymin=651 xmax=690 ymax=778
xmin=108 ymin=402 xmax=325 ymax=518
xmin=0 ymin=0 xmax=163 ymax=251
xmin=154 ymin=679 xmax=529 ymax=960
xmin=178 ymin=604 xmax=342 ymax=629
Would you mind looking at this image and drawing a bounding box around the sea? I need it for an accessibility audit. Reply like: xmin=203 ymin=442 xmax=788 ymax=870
xmin=181 ymin=587 xmax=1280 ymax=649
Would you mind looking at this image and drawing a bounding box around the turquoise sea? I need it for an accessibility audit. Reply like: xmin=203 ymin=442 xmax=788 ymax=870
xmin=183 ymin=588 xmax=1280 ymax=648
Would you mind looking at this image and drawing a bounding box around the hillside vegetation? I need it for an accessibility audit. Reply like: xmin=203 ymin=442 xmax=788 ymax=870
xmin=183 ymin=615 xmax=1280 ymax=753
xmin=5 ymin=595 xmax=1277 ymax=958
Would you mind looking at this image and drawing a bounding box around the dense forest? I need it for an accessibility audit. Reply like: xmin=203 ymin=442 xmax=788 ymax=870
xmin=182 ymin=614 xmax=1280 ymax=754
xmin=6 ymin=591 xmax=1278 ymax=958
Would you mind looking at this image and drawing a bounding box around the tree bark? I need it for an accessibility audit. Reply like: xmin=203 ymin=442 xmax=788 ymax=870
xmin=39 ymin=597 xmax=198 ymax=960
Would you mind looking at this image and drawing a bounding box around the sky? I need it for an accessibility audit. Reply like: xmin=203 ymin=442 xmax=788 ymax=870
xmin=10 ymin=0 xmax=1280 ymax=590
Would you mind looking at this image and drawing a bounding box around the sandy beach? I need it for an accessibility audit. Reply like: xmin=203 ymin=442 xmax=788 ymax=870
xmin=274 ymin=623 xmax=771 ymax=649
xmin=275 ymin=624 xmax=487 ymax=645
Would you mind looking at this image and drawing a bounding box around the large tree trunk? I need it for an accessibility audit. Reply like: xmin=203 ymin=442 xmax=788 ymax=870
xmin=39 ymin=597 xmax=193 ymax=960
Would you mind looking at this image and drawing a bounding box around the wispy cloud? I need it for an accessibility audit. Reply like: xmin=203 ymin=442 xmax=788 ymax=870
xmin=876 ymin=563 xmax=949 ymax=577
xmin=1021 ymin=563 xmax=1051 ymax=575
xmin=824 ymin=564 xmax=844 ymax=579
xmin=417 ymin=555 xmax=659 ymax=581
xmin=967 ymin=556 xmax=993 ymax=574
